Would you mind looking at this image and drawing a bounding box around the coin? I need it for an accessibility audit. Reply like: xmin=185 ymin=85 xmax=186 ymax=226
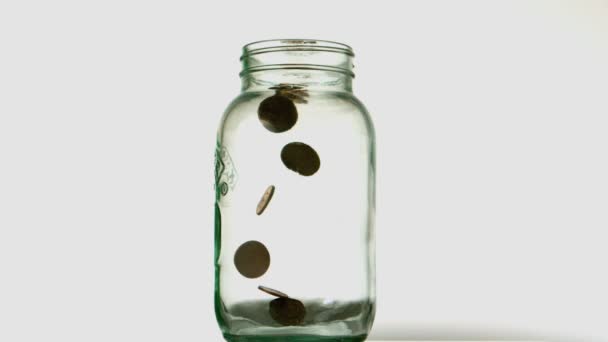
xmin=269 ymin=297 xmax=306 ymax=326
xmin=258 ymin=94 xmax=298 ymax=133
xmin=258 ymin=285 xmax=289 ymax=298
xmin=280 ymin=142 xmax=321 ymax=176
xmin=256 ymin=185 xmax=275 ymax=215
xmin=270 ymin=84 xmax=309 ymax=104
xmin=233 ymin=240 xmax=270 ymax=278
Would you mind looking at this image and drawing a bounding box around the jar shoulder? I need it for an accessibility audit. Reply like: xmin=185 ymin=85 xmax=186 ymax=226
xmin=218 ymin=91 xmax=375 ymax=139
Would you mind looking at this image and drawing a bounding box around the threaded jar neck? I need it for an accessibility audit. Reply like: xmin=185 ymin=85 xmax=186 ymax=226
xmin=240 ymin=39 xmax=355 ymax=92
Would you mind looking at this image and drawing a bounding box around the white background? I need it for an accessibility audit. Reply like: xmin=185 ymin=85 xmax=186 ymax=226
xmin=1 ymin=1 xmax=607 ymax=341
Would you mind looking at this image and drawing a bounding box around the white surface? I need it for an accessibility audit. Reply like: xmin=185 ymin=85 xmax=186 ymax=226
xmin=1 ymin=1 xmax=607 ymax=341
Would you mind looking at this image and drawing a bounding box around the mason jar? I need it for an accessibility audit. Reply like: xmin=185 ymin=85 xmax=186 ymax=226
xmin=214 ymin=39 xmax=376 ymax=342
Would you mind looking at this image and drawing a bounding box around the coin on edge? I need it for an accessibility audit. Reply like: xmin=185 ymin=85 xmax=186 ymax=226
xmin=258 ymin=285 xmax=289 ymax=298
xmin=256 ymin=185 xmax=275 ymax=215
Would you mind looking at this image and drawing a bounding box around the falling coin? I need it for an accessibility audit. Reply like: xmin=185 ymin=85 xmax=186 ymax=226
xmin=256 ymin=185 xmax=275 ymax=215
xmin=258 ymin=285 xmax=289 ymax=298
xmin=234 ymin=240 xmax=270 ymax=279
xmin=270 ymin=84 xmax=309 ymax=104
xmin=258 ymin=94 xmax=298 ymax=133
xmin=269 ymin=297 xmax=306 ymax=326
xmin=280 ymin=142 xmax=321 ymax=176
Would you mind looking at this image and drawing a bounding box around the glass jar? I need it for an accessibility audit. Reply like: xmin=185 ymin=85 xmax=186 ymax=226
xmin=214 ymin=39 xmax=376 ymax=342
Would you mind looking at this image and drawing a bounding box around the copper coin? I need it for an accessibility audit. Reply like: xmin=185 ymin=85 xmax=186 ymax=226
xmin=270 ymin=84 xmax=309 ymax=104
xmin=258 ymin=285 xmax=289 ymax=298
xmin=234 ymin=240 xmax=270 ymax=278
xmin=256 ymin=185 xmax=275 ymax=215
xmin=258 ymin=94 xmax=298 ymax=133
xmin=280 ymin=142 xmax=321 ymax=176
xmin=269 ymin=297 xmax=306 ymax=326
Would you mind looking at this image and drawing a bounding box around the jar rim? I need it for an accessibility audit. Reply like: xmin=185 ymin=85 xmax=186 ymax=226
xmin=241 ymin=39 xmax=355 ymax=60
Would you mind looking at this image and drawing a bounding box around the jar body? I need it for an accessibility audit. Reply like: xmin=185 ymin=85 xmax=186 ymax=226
xmin=214 ymin=40 xmax=375 ymax=342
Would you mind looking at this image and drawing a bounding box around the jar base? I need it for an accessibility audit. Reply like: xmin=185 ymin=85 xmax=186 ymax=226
xmin=223 ymin=333 xmax=368 ymax=342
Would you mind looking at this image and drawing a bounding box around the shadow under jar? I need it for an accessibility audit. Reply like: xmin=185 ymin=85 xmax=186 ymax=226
xmin=214 ymin=39 xmax=376 ymax=342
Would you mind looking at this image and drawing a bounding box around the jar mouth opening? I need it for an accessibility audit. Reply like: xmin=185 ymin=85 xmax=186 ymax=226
xmin=240 ymin=39 xmax=355 ymax=78
xmin=241 ymin=39 xmax=355 ymax=59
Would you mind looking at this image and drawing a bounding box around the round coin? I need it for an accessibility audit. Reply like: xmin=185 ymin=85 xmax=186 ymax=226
xmin=256 ymin=185 xmax=275 ymax=215
xmin=280 ymin=142 xmax=321 ymax=176
xmin=258 ymin=94 xmax=298 ymax=133
xmin=258 ymin=285 xmax=289 ymax=298
xmin=234 ymin=240 xmax=270 ymax=279
xmin=269 ymin=297 xmax=306 ymax=326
